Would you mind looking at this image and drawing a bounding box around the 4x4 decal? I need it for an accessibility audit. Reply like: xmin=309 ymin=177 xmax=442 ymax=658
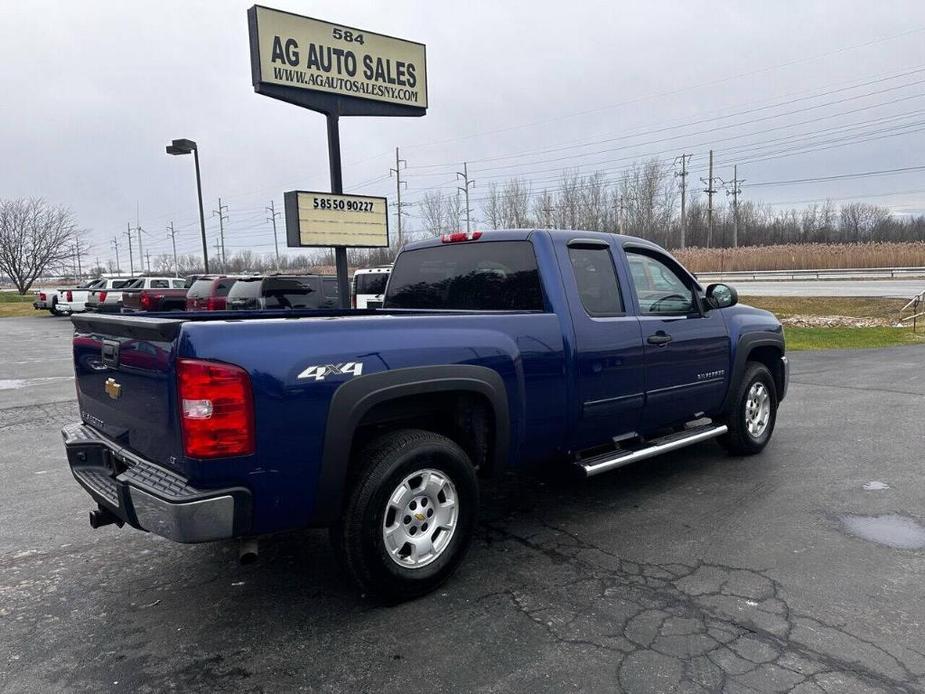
xmin=297 ymin=362 xmax=364 ymax=381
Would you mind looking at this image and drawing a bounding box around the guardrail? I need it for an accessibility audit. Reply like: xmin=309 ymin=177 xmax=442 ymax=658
xmin=695 ymin=266 xmax=925 ymax=281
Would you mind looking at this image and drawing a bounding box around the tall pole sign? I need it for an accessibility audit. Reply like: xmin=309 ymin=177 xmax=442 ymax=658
xmin=247 ymin=5 xmax=427 ymax=307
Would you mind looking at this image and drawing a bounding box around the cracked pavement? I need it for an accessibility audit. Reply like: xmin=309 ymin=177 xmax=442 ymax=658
xmin=1 ymin=316 xmax=924 ymax=693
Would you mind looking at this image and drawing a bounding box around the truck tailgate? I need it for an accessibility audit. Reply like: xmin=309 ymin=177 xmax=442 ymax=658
xmin=73 ymin=314 xmax=185 ymax=469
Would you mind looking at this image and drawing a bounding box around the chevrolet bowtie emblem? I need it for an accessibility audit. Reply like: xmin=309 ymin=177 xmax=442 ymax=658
xmin=104 ymin=377 xmax=122 ymax=400
xmin=414 ymin=513 xmax=426 ymax=522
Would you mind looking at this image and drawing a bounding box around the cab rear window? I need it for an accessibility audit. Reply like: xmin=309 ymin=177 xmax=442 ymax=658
xmin=355 ymin=273 xmax=389 ymax=295
xmin=385 ymin=241 xmax=544 ymax=311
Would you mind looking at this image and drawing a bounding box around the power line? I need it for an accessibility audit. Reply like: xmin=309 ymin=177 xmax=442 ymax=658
xmin=405 ymin=65 xmax=925 ymax=171
xmin=397 ymin=26 xmax=925 ymax=152
xmin=745 ymin=164 xmax=925 ymax=188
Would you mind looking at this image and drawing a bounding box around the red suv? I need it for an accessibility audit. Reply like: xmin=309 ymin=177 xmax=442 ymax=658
xmin=185 ymin=276 xmax=239 ymax=311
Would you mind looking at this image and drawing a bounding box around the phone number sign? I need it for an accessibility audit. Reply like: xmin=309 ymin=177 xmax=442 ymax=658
xmin=283 ymin=191 xmax=389 ymax=248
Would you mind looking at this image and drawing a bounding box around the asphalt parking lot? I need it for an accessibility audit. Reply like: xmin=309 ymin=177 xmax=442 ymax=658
xmin=1 ymin=314 xmax=924 ymax=693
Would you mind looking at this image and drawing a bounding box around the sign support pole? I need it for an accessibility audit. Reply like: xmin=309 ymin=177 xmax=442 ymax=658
xmin=326 ymin=112 xmax=351 ymax=308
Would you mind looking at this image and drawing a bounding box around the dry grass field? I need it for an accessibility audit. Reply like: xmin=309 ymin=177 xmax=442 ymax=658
xmin=675 ymin=242 xmax=925 ymax=273
xmin=0 ymin=291 xmax=39 ymax=317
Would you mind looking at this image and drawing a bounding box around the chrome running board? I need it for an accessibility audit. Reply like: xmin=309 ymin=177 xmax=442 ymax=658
xmin=576 ymin=423 xmax=728 ymax=478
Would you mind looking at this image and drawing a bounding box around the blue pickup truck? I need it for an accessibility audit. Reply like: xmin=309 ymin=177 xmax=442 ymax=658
xmin=63 ymin=229 xmax=787 ymax=600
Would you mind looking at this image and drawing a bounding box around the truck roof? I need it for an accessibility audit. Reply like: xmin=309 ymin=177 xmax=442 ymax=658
xmin=403 ymin=228 xmax=666 ymax=252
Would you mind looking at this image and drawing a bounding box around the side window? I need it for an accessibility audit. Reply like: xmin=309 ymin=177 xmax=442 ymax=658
xmin=151 ymin=280 xmax=168 ymax=289
xmin=172 ymin=279 xmax=186 ymax=288
xmin=626 ymin=251 xmax=695 ymax=315
xmin=568 ymin=246 xmax=623 ymax=316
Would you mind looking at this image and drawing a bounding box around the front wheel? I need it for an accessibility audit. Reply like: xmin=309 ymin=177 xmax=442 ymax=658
xmin=719 ymin=362 xmax=778 ymax=456
xmin=331 ymin=429 xmax=479 ymax=602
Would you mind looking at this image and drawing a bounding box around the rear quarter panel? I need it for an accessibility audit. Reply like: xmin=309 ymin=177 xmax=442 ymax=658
xmin=178 ymin=312 xmax=567 ymax=533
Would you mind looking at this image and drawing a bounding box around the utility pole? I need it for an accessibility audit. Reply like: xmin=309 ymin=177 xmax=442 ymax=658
xmin=675 ymin=153 xmax=693 ymax=249
xmin=73 ymin=241 xmax=83 ymax=278
xmin=213 ymin=198 xmax=228 ymax=270
xmin=614 ymin=195 xmax=626 ymax=235
xmin=214 ymin=237 xmax=222 ymax=268
xmin=125 ymin=222 xmax=135 ymax=275
xmin=111 ymin=237 xmax=121 ymax=275
xmin=136 ymin=229 xmax=144 ymax=273
xmin=720 ymin=165 xmax=745 ymax=249
xmin=265 ymin=201 xmax=281 ymax=269
xmin=457 ymin=162 xmax=475 ymax=234
xmin=390 ymin=147 xmax=410 ymax=247
xmin=145 ymin=250 xmax=151 ymax=274
xmin=167 ymin=222 xmax=179 ymax=276
xmin=700 ymin=149 xmax=717 ymax=248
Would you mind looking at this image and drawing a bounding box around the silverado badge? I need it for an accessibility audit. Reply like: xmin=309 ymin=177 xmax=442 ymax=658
xmin=104 ymin=377 xmax=122 ymax=400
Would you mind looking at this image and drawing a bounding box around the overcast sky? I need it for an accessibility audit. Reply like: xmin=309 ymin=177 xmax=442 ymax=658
xmin=2 ymin=0 xmax=924 ymax=267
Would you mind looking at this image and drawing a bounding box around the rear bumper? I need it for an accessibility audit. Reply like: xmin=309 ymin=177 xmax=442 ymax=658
xmin=62 ymin=422 xmax=252 ymax=543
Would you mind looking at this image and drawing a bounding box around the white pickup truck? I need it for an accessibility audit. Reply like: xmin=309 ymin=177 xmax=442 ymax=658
xmin=56 ymin=279 xmax=107 ymax=314
xmin=32 ymin=287 xmax=62 ymax=314
xmin=84 ymin=278 xmax=137 ymax=313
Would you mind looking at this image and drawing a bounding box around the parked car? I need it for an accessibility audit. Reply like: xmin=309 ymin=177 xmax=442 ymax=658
xmin=57 ymin=279 xmax=107 ymax=314
xmin=84 ymin=278 xmax=137 ymax=313
xmin=32 ymin=288 xmax=61 ymax=314
xmin=225 ymin=274 xmax=340 ymax=310
xmin=63 ymin=229 xmax=787 ymax=602
xmin=185 ymin=276 xmax=239 ymax=311
xmin=352 ymin=266 xmax=391 ymax=308
xmin=121 ymin=277 xmax=188 ymax=313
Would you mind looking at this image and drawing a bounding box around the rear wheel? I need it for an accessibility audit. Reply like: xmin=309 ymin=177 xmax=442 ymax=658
xmin=719 ymin=362 xmax=778 ymax=456
xmin=331 ymin=429 xmax=479 ymax=602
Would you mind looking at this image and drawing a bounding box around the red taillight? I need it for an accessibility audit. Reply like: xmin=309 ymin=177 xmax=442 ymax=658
xmin=140 ymin=291 xmax=153 ymax=311
xmin=206 ymin=297 xmax=219 ymax=311
xmin=440 ymin=231 xmax=482 ymax=243
xmin=177 ymin=359 xmax=254 ymax=459
xmin=99 ymin=291 xmax=108 ymax=302
xmin=66 ymin=290 xmax=73 ymax=302
xmin=39 ymin=292 xmax=46 ymax=301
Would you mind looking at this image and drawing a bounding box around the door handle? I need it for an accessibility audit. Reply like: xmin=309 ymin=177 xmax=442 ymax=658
xmin=647 ymin=332 xmax=672 ymax=346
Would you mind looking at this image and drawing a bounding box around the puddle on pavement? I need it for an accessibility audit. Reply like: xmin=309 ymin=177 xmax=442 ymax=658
xmin=839 ymin=514 xmax=925 ymax=550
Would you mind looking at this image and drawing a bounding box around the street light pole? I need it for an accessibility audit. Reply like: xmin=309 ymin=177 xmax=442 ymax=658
xmin=166 ymin=139 xmax=210 ymax=274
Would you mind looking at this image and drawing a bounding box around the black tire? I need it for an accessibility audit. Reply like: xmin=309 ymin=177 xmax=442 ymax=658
xmin=719 ymin=362 xmax=778 ymax=456
xmin=331 ymin=429 xmax=479 ymax=603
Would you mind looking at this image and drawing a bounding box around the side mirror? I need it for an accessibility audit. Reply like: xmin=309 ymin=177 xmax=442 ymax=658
xmin=705 ymin=283 xmax=738 ymax=309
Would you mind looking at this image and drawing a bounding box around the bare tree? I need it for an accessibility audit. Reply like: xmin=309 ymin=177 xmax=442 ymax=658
xmin=0 ymin=198 xmax=80 ymax=294
xmin=419 ymin=192 xmax=447 ymax=236
xmin=445 ymin=193 xmax=463 ymax=233
xmin=483 ymin=183 xmax=503 ymax=229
